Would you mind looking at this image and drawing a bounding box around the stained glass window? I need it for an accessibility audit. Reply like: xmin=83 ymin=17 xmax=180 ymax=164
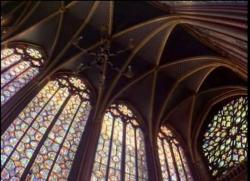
xmin=157 ymin=126 xmax=193 ymax=181
xmin=91 ymin=104 xmax=148 ymax=181
xmin=1 ymin=75 xmax=92 ymax=180
xmin=202 ymin=96 xmax=248 ymax=177
xmin=1 ymin=45 xmax=44 ymax=106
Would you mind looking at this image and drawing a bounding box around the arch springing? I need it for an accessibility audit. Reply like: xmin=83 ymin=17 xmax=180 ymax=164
xmin=1 ymin=44 xmax=44 ymax=106
xmin=91 ymin=103 xmax=148 ymax=181
xmin=157 ymin=126 xmax=193 ymax=181
xmin=1 ymin=75 xmax=92 ymax=180
xmin=202 ymin=96 xmax=248 ymax=177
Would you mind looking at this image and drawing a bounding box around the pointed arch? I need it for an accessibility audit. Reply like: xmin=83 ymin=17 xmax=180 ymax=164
xmin=1 ymin=73 xmax=93 ymax=180
xmin=1 ymin=42 xmax=46 ymax=106
xmin=201 ymin=96 xmax=247 ymax=178
xmin=91 ymin=102 xmax=148 ymax=180
xmin=157 ymin=125 xmax=193 ymax=181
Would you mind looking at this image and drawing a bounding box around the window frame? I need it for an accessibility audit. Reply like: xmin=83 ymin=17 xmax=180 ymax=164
xmin=1 ymin=41 xmax=47 ymax=128
xmin=90 ymin=100 xmax=149 ymax=181
xmin=198 ymin=95 xmax=248 ymax=179
xmin=156 ymin=123 xmax=195 ymax=181
xmin=1 ymin=71 xmax=95 ymax=180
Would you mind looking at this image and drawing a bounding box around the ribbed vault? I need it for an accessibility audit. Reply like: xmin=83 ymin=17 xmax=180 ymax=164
xmin=1 ymin=1 xmax=247 ymax=180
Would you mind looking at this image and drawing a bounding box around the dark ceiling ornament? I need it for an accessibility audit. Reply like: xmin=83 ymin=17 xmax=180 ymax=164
xmin=72 ymin=26 xmax=135 ymax=81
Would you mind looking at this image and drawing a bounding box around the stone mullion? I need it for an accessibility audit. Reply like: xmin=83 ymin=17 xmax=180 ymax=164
xmin=167 ymin=140 xmax=180 ymax=181
xmin=21 ymin=95 xmax=71 ymax=179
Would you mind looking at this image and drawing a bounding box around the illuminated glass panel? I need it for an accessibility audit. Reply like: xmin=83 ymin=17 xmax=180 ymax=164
xmin=1 ymin=75 xmax=92 ymax=180
xmin=1 ymin=45 xmax=43 ymax=106
xmin=49 ymin=101 xmax=91 ymax=180
xmin=179 ymin=147 xmax=193 ymax=181
xmin=202 ymin=96 xmax=248 ymax=177
xmin=136 ymin=128 xmax=148 ymax=180
xmin=157 ymin=126 xmax=193 ymax=181
xmin=91 ymin=104 xmax=148 ymax=181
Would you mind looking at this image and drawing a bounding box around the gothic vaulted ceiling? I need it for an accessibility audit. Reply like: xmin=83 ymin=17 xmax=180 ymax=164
xmin=1 ymin=1 xmax=247 ymax=159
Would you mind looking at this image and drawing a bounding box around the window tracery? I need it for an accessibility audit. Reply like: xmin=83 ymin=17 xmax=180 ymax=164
xmin=202 ymin=96 xmax=248 ymax=177
xmin=157 ymin=126 xmax=193 ymax=181
xmin=1 ymin=75 xmax=92 ymax=180
xmin=1 ymin=44 xmax=44 ymax=106
xmin=91 ymin=103 xmax=148 ymax=181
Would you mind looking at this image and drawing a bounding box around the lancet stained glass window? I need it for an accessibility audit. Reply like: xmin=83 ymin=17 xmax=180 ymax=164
xmin=1 ymin=45 xmax=44 ymax=106
xmin=157 ymin=126 xmax=193 ymax=181
xmin=91 ymin=104 xmax=148 ymax=181
xmin=1 ymin=75 xmax=92 ymax=180
xmin=202 ymin=96 xmax=248 ymax=177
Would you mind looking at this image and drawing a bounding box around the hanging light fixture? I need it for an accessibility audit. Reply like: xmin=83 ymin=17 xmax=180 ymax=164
xmin=72 ymin=27 xmax=135 ymax=79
